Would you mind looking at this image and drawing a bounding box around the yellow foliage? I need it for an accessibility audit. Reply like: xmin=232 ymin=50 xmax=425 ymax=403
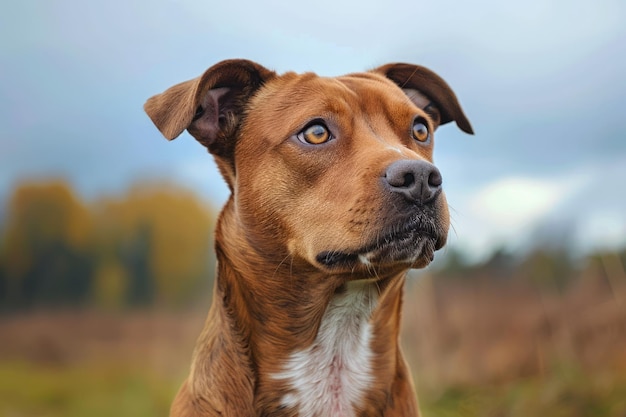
xmin=3 ymin=180 xmax=93 ymax=281
xmin=92 ymin=259 xmax=129 ymax=308
xmin=0 ymin=179 xmax=217 ymax=308
xmin=94 ymin=182 xmax=216 ymax=306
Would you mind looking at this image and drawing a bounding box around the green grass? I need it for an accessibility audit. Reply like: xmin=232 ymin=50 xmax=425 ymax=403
xmin=419 ymin=363 xmax=626 ymax=417
xmin=2 ymin=360 xmax=626 ymax=417
xmin=0 ymin=361 xmax=180 ymax=417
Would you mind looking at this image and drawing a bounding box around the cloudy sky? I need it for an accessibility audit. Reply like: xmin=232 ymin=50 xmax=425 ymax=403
xmin=1 ymin=0 xmax=625 ymax=260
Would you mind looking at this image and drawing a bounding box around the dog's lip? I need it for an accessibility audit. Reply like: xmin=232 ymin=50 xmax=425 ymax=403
xmin=315 ymin=217 xmax=441 ymax=269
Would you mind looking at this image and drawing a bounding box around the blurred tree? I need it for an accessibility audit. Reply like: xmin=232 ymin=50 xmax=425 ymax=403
xmin=0 ymin=180 xmax=217 ymax=310
xmin=0 ymin=256 xmax=6 ymax=307
xmin=92 ymin=257 xmax=129 ymax=308
xmin=434 ymin=246 xmax=472 ymax=278
xmin=433 ymin=244 xmax=518 ymax=282
xmin=123 ymin=222 xmax=154 ymax=305
xmin=520 ymin=247 xmax=576 ymax=292
xmin=478 ymin=245 xmax=518 ymax=280
xmin=0 ymin=180 xmax=95 ymax=308
xmin=93 ymin=183 xmax=216 ymax=307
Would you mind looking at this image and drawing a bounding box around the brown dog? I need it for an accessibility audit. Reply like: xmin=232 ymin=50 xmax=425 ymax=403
xmin=145 ymin=60 xmax=473 ymax=417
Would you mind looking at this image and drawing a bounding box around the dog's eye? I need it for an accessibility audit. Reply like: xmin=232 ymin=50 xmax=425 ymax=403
xmin=298 ymin=123 xmax=331 ymax=145
xmin=412 ymin=119 xmax=430 ymax=143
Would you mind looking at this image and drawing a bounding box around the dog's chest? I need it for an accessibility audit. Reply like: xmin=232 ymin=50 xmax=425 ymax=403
xmin=272 ymin=281 xmax=377 ymax=417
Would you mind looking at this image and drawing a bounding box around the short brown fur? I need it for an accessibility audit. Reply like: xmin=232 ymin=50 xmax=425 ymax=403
xmin=145 ymin=59 xmax=472 ymax=416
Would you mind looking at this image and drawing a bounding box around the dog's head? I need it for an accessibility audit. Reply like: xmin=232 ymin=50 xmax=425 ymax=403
xmin=145 ymin=60 xmax=472 ymax=276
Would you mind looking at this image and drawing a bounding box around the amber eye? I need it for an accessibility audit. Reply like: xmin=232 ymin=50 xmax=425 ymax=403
xmin=412 ymin=119 xmax=430 ymax=143
xmin=298 ymin=123 xmax=331 ymax=145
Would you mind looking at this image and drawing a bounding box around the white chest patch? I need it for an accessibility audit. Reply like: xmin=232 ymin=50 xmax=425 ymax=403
xmin=272 ymin=280 xmax=378 ymax=417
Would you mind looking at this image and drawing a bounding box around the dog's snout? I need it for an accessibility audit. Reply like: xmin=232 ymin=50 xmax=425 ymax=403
xmin=384 ymin=160 xmax=442 ymax=205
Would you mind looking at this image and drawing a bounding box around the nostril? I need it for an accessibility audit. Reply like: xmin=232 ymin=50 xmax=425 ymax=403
xmin=428 ymin=169 xmax=442 ymax=188
xmin=402 ymin=173 xmax=415 ymax=188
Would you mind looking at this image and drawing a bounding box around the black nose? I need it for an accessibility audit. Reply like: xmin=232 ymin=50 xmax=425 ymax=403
xmin=384 ymin=160 xmax=442 ymax=205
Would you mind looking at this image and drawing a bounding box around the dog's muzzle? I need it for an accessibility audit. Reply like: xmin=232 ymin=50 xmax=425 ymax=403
xmin=316 ymin=159 xmax=447 ymax=270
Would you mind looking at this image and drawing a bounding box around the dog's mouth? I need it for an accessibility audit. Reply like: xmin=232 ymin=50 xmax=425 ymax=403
xmin=315 ymin=216 xmax=445 ymax=271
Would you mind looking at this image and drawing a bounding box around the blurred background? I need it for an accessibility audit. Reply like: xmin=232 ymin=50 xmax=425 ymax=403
xmin=1 ymin=0 xmax=625 ymax=416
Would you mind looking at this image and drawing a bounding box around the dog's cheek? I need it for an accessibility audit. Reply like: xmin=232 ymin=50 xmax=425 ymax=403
xmin=234 ymin=157 xmax=322 ymax=256
xmin=237 ymin=173 xmax=290 ymax=238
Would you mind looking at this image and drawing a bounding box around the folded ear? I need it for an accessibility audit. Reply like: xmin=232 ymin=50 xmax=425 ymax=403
xmin=144 ymin=59 xmax=276 ymax=190
xmin=144 ymin=59 xmax=277 ymax=146
xmin=373 ymin=63 xmax=474 ymax=134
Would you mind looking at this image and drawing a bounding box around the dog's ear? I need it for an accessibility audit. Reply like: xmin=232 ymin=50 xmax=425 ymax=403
xmin=374 ymin=63 xmax=474 ymax=134
xmin=145 ymin=60 xmax=276 ymax=189
xmin=144 ymin=59 xmax=277 ymax=146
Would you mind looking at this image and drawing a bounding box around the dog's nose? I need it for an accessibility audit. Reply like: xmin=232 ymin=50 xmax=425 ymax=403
xmin=384 ymin=160 xmax=442 ymax=205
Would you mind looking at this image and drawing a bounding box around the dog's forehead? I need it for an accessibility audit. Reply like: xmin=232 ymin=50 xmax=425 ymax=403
xmin=335 ymin=71 xmax=401 ymax=92
xmin=244 ymin=70 xmax=416 ymax=137
xmin=265 ymin=70 xmax=409 ymax=103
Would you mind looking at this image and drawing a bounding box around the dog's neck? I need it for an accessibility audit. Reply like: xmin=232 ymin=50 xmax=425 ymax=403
xmin=184 ymin=205 xmax=414 ymax=416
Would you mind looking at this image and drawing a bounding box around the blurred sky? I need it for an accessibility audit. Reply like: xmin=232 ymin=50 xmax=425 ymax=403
xmin=1 ymin=0 xmax=625 ymax=260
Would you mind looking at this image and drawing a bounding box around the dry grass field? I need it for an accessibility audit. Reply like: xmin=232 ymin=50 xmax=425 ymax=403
xmin=1 ymin=261 xmax=626 ymax=417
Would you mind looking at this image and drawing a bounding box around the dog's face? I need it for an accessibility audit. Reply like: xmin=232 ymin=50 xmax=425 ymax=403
xmin=145 ymin=60 xmax=473 ymax=276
